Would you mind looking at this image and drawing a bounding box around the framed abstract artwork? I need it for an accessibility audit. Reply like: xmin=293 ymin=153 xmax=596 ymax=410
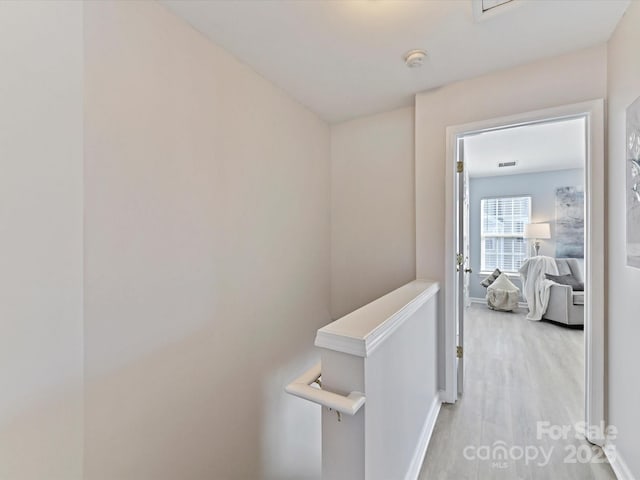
xmin=627 ymin=96 xmax=640 ymax=268
xmin=555 ymin=186 xmax=584 ymax=259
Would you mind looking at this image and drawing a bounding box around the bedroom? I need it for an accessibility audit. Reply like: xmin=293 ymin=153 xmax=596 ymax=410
xmin=467 ymin=116 xmax=586 ymax=319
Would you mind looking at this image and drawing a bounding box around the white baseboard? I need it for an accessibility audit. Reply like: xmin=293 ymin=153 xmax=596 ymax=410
xmin=605 ymin=443 xmax=637 ymax=480
xmin=469 ymin=297 xmax=528 ymax=309
xmin=405 ymin=394 xmax=442 ymax=480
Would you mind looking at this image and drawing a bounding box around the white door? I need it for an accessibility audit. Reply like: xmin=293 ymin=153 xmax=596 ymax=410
xmin=464 ymin=164 xmax=471 ymax=309
xmin=455 ymin=137 xmax=470 ymax=395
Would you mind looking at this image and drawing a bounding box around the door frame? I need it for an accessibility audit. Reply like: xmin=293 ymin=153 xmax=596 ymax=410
xmin=443 ymin=99 xmax=606 ymax=445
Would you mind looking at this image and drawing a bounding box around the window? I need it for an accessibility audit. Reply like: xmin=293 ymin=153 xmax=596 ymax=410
xmin=481 ymin=196 xmax=531 ymax=273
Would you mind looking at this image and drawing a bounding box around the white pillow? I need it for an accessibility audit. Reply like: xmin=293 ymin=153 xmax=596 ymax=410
xmin=487 ymin=273 xmax=519 ymax=292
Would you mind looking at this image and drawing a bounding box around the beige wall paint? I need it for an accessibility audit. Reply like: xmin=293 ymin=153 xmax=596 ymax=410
xmin=606 ymin=3 xmax=640 ymax=476
xmin=330 ymin=107 xmax=416 ymax=319
xmin=415 ymin=45 xmax=607 ymax=387
xmin=84 ymin=2 xmax=329 ymax=479
xmin=0 ymin=2 xmax=84 ymax=479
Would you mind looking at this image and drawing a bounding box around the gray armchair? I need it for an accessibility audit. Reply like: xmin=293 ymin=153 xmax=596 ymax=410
xmin=543 ymin=258 xmax=585 ymax=325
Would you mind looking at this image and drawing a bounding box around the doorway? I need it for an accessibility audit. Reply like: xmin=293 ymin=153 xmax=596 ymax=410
xmin=443 ymin=100 xmax=605 ymax=446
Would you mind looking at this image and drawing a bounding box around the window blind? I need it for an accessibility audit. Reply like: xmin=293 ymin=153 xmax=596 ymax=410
xmin=481 ymin=196 xmax=531 ymax=272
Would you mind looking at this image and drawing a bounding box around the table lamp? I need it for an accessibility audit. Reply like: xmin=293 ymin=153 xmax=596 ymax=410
xmin=524 ymin=223 xmax=551 ymax=256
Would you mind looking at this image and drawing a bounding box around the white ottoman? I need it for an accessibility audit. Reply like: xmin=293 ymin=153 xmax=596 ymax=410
xmin=486 ymin=273 xmax=520 ymax=312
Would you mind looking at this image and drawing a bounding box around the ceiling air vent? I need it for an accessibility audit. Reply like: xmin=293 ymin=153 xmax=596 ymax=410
xmin=498 ymin=161 xmax=517 ymax=168
xmin=481 ymin=0 xmax=514 ymax=12
xmin=472 ymin=0 xmax=518 ymax=22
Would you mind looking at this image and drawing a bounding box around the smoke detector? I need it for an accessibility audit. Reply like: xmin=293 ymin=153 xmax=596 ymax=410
xmin=403 ymin=49 xmax=427 ymax=68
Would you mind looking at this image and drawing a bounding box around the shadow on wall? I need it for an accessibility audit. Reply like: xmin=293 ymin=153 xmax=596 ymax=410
xmin=85 ymin=323 xmax=322 ymax=480
xmin=0 ymin=385 xmax=83 ymax=480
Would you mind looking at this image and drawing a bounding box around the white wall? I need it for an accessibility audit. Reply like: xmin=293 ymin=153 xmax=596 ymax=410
xmin=83 ymin=2 xmax=329 ymax=479
xmin=415 ymin=45 xmax=607 ymax=388
xmin=606 ymin=2 xmax=640 ymax=476
xmin=319 ymin=282 xmax=439 ymax=480
xmin=331 ymin=107 xmax=416 ymax=319
xmin=365 ymin=296 xmax=438 ymax=479
xmin=0 ymin=2 xmax=84 ymax=479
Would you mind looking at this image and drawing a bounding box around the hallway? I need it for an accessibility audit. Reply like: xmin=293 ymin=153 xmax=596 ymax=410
xmin=3 ymin=1 xmax=639 ymax=477
xmin=419 ymin=304 xmax=615 ymax=479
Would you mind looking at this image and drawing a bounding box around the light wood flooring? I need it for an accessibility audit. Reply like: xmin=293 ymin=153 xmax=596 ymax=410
xmin=419 ymin=303 xmax=615 ymax=480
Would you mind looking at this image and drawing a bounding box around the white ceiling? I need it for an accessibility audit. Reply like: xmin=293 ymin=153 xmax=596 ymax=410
xmin=160 ymin=0 xmax=628 ymax=123
xmin=464 ymin=117 xmax=585 ymax=178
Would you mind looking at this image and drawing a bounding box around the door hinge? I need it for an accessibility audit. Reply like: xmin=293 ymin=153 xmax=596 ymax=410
xmin=456 ymin=346 xmax=463 ymax=358
xmin=457 ymin=161 xmax=464 ymax=173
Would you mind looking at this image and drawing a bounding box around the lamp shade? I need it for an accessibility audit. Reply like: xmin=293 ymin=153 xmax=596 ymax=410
xmin=524 ymin=223 xmax=551 ymax=239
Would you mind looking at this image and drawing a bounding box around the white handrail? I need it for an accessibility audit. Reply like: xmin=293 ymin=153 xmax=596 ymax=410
xmin=285 ymin=362 xmax=366 ymax=416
